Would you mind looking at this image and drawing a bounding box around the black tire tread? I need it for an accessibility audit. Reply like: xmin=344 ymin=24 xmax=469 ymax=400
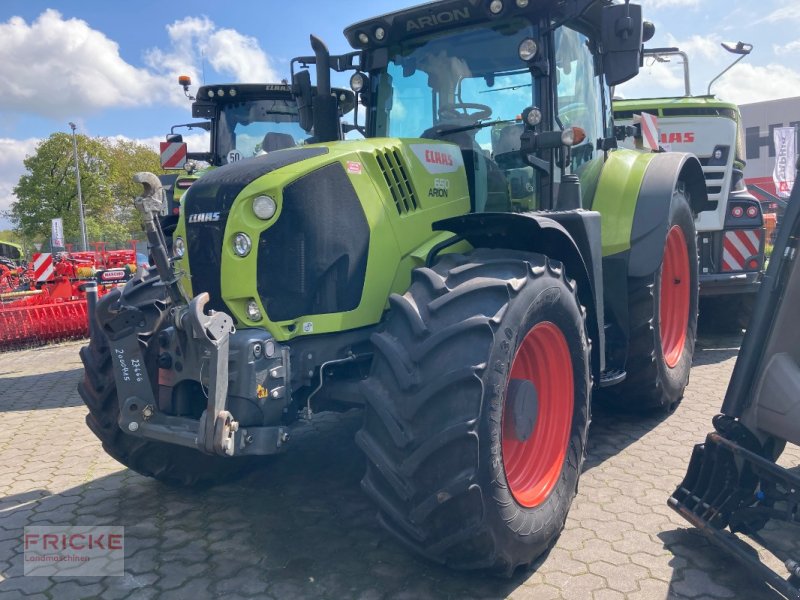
xmin=358 ymin=249 xmax=590 ymax=574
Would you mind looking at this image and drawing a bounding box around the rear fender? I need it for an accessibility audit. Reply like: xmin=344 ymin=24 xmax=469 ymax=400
xmin=628 ymin=152 xmax=708 ymax=278
xmin=433 ymin=212 xmax=605 ymax=380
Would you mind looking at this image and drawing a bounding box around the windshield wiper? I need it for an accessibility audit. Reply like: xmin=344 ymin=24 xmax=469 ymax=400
xmin=433 ymin=118 xmax=520 ymax=136
xmin=479 ymin=83 xmax=533 ymax=94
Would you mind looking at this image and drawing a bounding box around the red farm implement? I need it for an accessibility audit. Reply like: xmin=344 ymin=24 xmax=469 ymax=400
xmin=0 ymin=243 xmax=141 ymax=350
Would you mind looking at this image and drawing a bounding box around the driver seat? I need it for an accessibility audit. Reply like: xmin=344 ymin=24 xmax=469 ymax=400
xmin=420 ymin=127 xmax=510 ymax=213
xmin=261 ymin=132 xmax=296 ymax=153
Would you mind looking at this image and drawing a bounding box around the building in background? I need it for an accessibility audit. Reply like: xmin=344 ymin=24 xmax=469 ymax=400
xmin=740 ymin=97 xmax=800 ymax=216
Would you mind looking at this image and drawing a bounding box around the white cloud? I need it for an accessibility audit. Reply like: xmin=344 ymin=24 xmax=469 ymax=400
xmin=0 ymin=138 xmax=40 ymax=230
xmin=205 ymin=28 xmax=278 ymax=82
xmin=666 ymin=34 xmax=724 ymax=64
xmin=144 ymin=16 xmax=278 ymax=104
xmin=0 ymin=10 xmax=161 ymax=119
xmin=0 ymin=11 xmax=277 ymax=119
xmin=759 ymin=5 xmax=800 ymax=23
xmin=714 ymin=63 xmax=800 ymax=104
xmin=774 ymin=40 xmax=800 ymax=56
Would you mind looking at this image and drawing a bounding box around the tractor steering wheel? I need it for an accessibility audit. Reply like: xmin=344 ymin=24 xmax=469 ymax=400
xmin=438 ymin=103 xmax=493 ymax=122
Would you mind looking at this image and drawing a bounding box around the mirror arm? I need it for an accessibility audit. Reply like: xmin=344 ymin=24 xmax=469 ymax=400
xmin=707 ymin=52 xmax=750 ymax=96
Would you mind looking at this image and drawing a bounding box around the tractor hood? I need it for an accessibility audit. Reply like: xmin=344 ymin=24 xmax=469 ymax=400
xmin=177 ymin=146 xmax=331 ymax=314
xmin=174 ymin=138 xmax=470 ymax=341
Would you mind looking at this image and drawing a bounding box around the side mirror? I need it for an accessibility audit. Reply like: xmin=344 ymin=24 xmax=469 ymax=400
xmin=600 ymin=2 xmax=644 ymax=87
xmin=722 ymin=41 xmax=753 ymax=56
xmin=292 ymin=69 xmax=314 ymax=133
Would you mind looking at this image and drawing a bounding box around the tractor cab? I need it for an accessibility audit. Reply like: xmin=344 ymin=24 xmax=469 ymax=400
xmin=337 ymin=0 xmax=650 ymax=215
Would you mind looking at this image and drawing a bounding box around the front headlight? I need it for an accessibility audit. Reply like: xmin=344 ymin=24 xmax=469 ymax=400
xmin=252 ymin=195 xmax=277 ymax=220
xmin=173 ymin=236 xmax=185 ymax=258
xmin=246 ymin=299 xmax=262 ymax=321
xmin=233 ymin=233 xmax=252 ymax=257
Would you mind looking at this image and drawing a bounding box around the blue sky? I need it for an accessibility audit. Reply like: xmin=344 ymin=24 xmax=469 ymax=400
xmin=2 ymin=0 xmax=800 ymax=229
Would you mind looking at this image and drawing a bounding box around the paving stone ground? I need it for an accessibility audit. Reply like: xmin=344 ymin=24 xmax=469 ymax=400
xmin=0 ymin=334 xmax=798 ymax=599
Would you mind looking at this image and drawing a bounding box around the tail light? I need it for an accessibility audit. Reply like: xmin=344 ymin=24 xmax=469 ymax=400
xmin=731 ymin=206 xmax=744 ymax=218
xmin=746 ymin=206 xmax=758 ymax=218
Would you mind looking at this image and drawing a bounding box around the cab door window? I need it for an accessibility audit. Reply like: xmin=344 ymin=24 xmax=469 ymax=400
xmin=555 ymin=27 xmax=605 ymax=204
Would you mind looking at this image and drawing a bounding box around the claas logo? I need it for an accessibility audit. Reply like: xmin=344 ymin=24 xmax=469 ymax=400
xmin=660 ymin=132 xmax=696 ymax=144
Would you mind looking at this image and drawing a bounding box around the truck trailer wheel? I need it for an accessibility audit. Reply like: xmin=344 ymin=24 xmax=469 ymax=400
xmin=78 ymin=329 xmax=254 ymax=487
xmin=357 ymin=249 xmax=590 ymax=574
xmin=608 ymin=185 xmax=698 ymax=412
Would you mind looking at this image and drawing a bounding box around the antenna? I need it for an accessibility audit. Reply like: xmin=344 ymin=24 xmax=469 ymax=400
xmin=707 ymin=42 xmax=753 ymax=96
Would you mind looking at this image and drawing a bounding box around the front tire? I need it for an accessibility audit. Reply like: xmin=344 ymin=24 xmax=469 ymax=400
xmin=357 ymin=250 xmax=591 ymax=574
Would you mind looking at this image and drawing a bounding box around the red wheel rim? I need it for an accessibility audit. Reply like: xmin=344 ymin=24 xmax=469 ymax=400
xmin=501 ymin=322 xmax=574 ymax=508
xmin=659 ymin=225 xmax=690 ymax=368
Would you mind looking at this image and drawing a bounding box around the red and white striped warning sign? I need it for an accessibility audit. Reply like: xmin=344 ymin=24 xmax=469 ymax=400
xmin=637 ymin=112 xmax=660 ymax=151
xmin=159 ymin=142 xmax=188 ymax=169
xmin=33 ymin=253 xmax=54 ymax=282
xmin=722 ymin=230 xmax=762 ymax=272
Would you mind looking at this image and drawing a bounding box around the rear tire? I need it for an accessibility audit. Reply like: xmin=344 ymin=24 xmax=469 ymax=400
xmin=357 ymin=249 xmax=591 ymax=574
xmin=605 ymin=185 xmax=698 ymax=412
xmin=78 ymin=324 xmax=254 ymax=487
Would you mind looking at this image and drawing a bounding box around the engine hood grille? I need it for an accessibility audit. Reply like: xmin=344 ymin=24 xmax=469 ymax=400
xmin=183 ymin=147 xmax=329 ymax=312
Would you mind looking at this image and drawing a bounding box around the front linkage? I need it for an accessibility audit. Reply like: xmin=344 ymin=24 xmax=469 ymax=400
xmin=92 ymin=173 xmax=291 ymax=457
xmin=669 ymin=416 xmax=800 ymax=600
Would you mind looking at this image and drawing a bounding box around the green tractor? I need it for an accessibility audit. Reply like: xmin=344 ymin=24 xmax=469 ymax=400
xmin=81 ymin=0 xmax=711 ymax=573
xmin=157 ymin=77 xmax=355 ymax=228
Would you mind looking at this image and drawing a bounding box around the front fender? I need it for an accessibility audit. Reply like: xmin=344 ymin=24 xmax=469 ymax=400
xmin=433 ymin=211 xmax=605 ymax=379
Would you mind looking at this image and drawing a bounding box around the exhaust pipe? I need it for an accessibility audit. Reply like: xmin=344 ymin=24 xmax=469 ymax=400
xmin=311 ymin=35 xmax=331 ymax=99
xmin=308 ymin=35 xmax=339 ymax=143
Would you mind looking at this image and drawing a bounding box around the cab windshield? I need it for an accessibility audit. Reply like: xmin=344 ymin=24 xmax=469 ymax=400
xmin=375 ymin=19 xmax=537 ymax=142
xmin=216 ymin=99 xmax=309 ymax=164
xmin=371 ymin=19 xmax=539 ymax=212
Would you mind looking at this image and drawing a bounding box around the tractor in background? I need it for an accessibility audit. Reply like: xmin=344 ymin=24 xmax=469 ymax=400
xmin=157 ymin=77 xmax=355 ymax=235
xmin=614 ymin=44 xmax=765 ymax=330
xmin=81 ymin=0 xmax=710 ymax=574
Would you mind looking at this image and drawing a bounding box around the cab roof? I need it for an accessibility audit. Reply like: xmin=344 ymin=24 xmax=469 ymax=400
xmin=343 ymin=0 xmax=610 ymax=50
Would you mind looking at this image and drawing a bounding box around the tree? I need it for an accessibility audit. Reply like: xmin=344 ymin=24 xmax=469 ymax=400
xmin=10 ymin=133 xmax=163 ymax=245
